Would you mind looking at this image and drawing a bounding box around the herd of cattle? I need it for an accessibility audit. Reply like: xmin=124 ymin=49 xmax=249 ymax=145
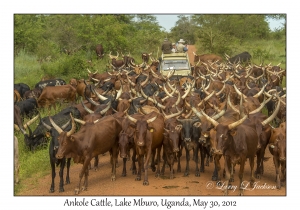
xmin=14 ymin=50 xmax=286 ymax=196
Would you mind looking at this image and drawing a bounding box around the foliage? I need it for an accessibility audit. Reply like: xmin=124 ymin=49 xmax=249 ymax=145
xmin=169 ymin=15 xmax=197 ymax=45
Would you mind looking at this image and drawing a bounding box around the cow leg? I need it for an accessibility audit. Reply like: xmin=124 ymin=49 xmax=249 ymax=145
xmin=170 ymin=154 xmax=174 ymax=179
xmin=111 ymin=146 xmax=119 ymax=181
xmin=75 ymin=158 xmax=91 ymax=194
xmin=238 ymin=158 xmax=246 ymax=196
xmin=155 ymin=147 xmax=162 ymax=177
xmin=65 ymin=158 xmax=71 ymax=184
xmin=280 ymin=161 xmax=286 ymax=183
xmin=49 ymin=157 xmax=56 ymax=193
xmin=131 ymin=148 xmax=137 ymax=175
xmin=177 ymin=149 xmax=182 ymax=173
xmin=255 ymin=148 xmax=262 ymax=179
xmin=135 ymin=154 xmax=142 ymax=181
xmin=194 ymin=147 xmax=200 ymax=177
xmin=161 ymin=151 xmax=166 ymax=176
xmin=211 ymin=155 xmax=219 ymax=181
xmin=273 ymin=156 xmax=281 ymax=189
xmin=150 ymin=149 xmax=156 ymax=172
xmin=143 ymin=148 xmax=152 ymax=185
xmin=199 ymin=144 xmax=205 ymax=172
xmin=184 ymin=147 xmax=190 ymax=176
xmin=58 ymin=158 xmax=66 ymax=192
xmin=94 ymin=155 xmax=99 ymax=171
xmin=122 ymin=157 xmax=127 ymax=177
xmin=249 ymin=156 xmax=256 ymax=188
xmin=222 ymin=156 xmax=231 ymax=196
xmin=82 ymin=168 xmax=89 ymax=191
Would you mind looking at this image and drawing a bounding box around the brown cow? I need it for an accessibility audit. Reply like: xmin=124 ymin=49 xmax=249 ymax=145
xmin=37 ymin=84 xmax=77 ymax=110
xmin=14 ymin=90 xmax=21 ymax=103
xmin=125 ymin=111 xmax=164 ymax=185
xmin=95 ymin=44 xmax=104 ymax=59
xmin=193 ymin=52 xmax=223 ymax=64
xmin=269 ymin=122 xmax=286 ymax=189
xmin=161 ymin=110 xmax=184 ymax=179
xmin=55 ymin=112 xmax=124 ymax=194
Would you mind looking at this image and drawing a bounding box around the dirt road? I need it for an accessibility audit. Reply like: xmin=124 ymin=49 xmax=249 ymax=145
xmin=16 ymin=147 xmax=285 ymax=196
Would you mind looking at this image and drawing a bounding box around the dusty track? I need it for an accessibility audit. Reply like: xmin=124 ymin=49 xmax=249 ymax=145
xmin=16 ymin=148 xmax=285 ymax=196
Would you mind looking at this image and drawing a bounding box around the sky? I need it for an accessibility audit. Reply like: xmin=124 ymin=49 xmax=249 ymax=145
xmin=154 ymin=15 xmax=285 ymax=32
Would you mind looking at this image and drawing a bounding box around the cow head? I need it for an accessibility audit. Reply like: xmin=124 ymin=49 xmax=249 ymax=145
xmin=126 ymin=114 xmax=157 ymax=147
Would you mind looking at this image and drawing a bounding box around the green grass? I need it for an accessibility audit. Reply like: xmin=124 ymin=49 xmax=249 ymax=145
xmin=14 ymin=103 xmax=71 ymax=195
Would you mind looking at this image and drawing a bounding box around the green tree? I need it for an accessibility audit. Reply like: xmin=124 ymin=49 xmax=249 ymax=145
xmin=169 ymin=15 xmax=197 ymax=44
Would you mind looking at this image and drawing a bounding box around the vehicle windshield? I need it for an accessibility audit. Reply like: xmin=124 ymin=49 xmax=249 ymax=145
xmin=162 ymin=59 xmax=189 ymax=71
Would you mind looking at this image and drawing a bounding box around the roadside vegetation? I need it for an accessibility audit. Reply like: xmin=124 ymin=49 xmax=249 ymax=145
xmin=14 ymin=14 xmax=286 ymax=195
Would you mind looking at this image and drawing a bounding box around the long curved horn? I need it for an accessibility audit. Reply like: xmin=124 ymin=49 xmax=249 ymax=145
xmin=126 ymin=113 xmax=137 ymax=124
xmin=172 ymin=91 xmax=181 ymax=107
xmin=81 ymin=98 xmax=94 ymax=114
xmin=92 ymin=86 xmax=108 ymax=101
xmin=116 ymin=85 xmax=123 ymax=100
xmin=23 ymin=114 xmax=39 ymax=130
xmin=85 ymin=95 xmax=100 ymax=106
xmin=146 ymin=115 xmax=157 ymax=124
xmin=100 ymin=101 xmax=112 ymax=115
xmin=234 ymin=84 xmax=247 ymax=99
xmin=227 ymin=94 xmax=239 ymax=113
xmin=153 ymin=96 xmax=166 ymax=109
xmin=200 ymin=109 xmax=219 ymax=127
xmin=41 ymin=119 xmax=52 ymax=130
xmin=191 ymin=107 xmax=203 ymax=119
xmin=227 ymin=114 xmax=247 ymax=130
xmin=261 ymin=97 xmax=281 ymax=126
xmin=66 ymin=113 xmax=76 ymax=137
xmin=212 ymin=105 xmax=226 ymax=120
xmin=253 ymin=83 xmax=267 ymax=98
xmin=140 ymin=73 xmax=149 ymax=87
xmin=49 ymin=116 xmax=63 ymax=134
xmin=249 ymin=95 xmax=272 ymax=114
xmin=163 ymin=83 xmax=175 ymax=97
xmin=182 ymin=84 xmax=192 ymax=99
xmin=216 ymin=83 xmax=226 ymax=96
xmin=162 ymin=108 xmax=184 ymax=120
xmin=74 ymin=118 xmax=86 ymax=125
xmin=184 ymin=109 xmax=193 ymax=119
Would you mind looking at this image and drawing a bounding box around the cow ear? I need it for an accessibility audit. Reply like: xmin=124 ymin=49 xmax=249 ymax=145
xmin=193 ymin=122 xmax=201 ymax=127
xmin=148 ymin=127 xmax=155 ymax=133
xmin=45 ymin=132 xmax=51 ymax=138
xmin=175 ymin=125 xmax=182 ymax=132
xmin=230 ymin=129 xmax=237 ymax=136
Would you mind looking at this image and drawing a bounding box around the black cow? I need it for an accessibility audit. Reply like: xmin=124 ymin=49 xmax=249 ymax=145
xmin=229 ymin=51 xmax=252 ymax=64
xmin=14 ymin=83 xmax=30 ymax=99
xmin=176 ymin=117 xmax=203 ymax=177
xmin=35 ymin=79 xmax=66 ymax=90
xmin=23 ymin=106 xmax=81 ymax=150
xmin=95 ymin=44 xmax=104 ymax=59
xmin=15 ymin=98 xmax=38 ymax=119
xmin=41 ymin=119 xmax=72 ymax=193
